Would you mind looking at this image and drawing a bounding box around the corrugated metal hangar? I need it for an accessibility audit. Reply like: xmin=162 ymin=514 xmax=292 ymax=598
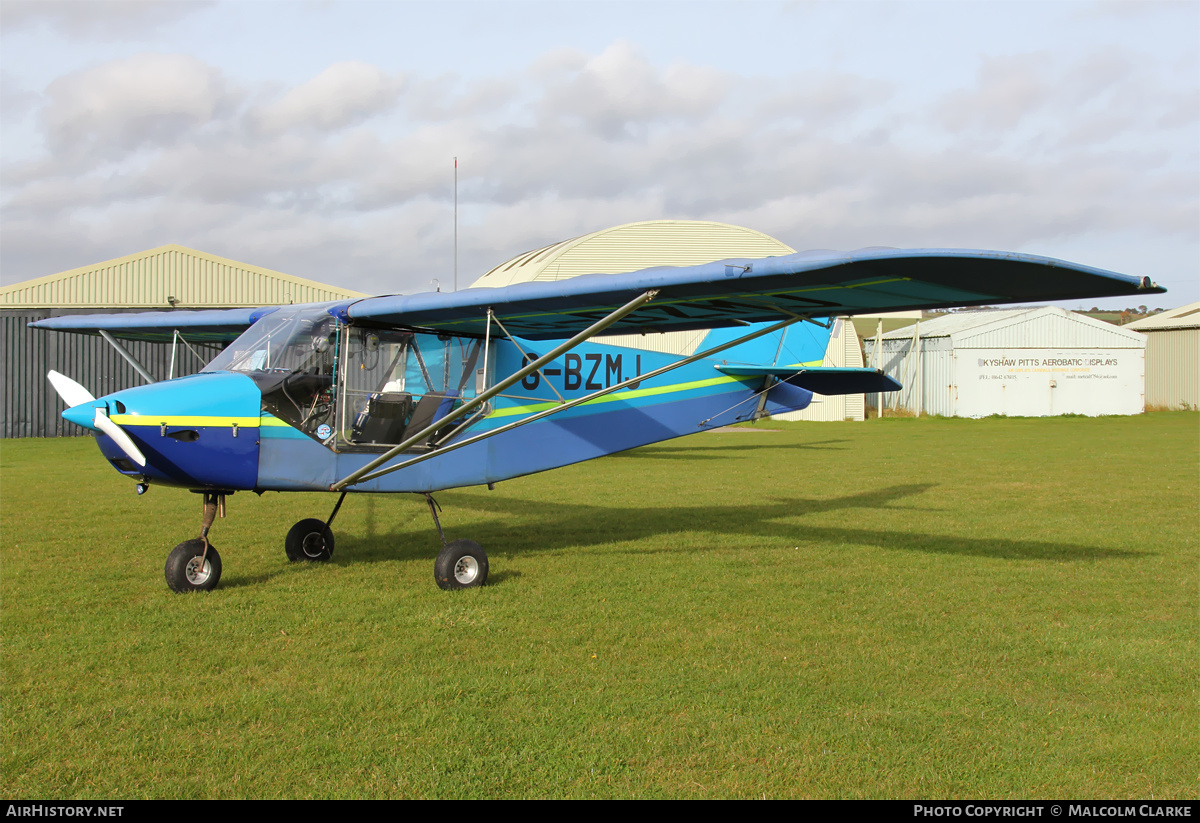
xmin=1125 ymin=303 xmax=1200 ymax=410
xmin=2 ymin=245 xmax=365 ymax=437
xmin=472 ymin=220 xmax=868 ymax=422
xmin=863 ymin=307 xmax=1147 ymax=417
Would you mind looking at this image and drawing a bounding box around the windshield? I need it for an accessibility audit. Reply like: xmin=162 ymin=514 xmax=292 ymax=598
xmin=205 ymin=305 xmax=341 ymax=441
xmin=205 ymin=305 xmax=339 ymax=375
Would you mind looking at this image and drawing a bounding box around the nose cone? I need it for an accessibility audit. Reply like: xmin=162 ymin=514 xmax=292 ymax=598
xmin=62 ymin=399 xmax=105 ymax=431
xmin=85 ymin=372 xmax=264 ymax=490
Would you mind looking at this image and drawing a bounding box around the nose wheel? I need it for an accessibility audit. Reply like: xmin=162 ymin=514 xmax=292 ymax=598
xmin=165 ymin=540 xmax=222 ymax=592
xmin=164 ymin=492 xmax=227 ymax=593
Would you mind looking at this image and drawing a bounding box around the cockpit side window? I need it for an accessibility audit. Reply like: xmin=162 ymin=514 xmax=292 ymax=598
xmin=336 ymin=328 xmax=486 ymax=451
xmin=204 ymin=309 xmax=488 ymax=451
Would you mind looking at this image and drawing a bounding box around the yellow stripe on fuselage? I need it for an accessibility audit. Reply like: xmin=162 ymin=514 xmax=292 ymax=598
xmin=487 ymin=373 xmax=754 ymax=420
xmin=110 ymin=414 xmax=265 ymax=428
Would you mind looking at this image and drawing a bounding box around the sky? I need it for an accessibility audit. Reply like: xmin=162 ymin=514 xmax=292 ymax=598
xmin=1 ymin=0 xmax=1196 ymax=309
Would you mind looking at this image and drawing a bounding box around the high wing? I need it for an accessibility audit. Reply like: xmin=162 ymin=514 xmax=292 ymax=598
xmin=340 ymin=248 xmax=1163 ymax=340
xmin=28 ymin=307 xmax=279 ymax=343
xmin=29 ymin=248 xmax=1162 ymax=342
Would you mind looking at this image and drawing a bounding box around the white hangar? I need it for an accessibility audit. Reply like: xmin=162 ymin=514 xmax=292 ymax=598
xmin=862 ymin=307 xmax=1147 ymax=418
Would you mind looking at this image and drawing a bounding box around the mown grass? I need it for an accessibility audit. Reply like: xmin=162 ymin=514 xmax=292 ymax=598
xmin=2 ymin=413 xmax=1196 ymax=798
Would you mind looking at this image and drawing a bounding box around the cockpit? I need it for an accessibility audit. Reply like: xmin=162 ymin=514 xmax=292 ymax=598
xmin=205 ymin=305 xmax=487 ymax=451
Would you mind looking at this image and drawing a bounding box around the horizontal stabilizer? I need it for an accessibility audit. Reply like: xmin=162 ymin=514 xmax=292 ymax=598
xmin=716 ymin=365 xmax=902 ymax=395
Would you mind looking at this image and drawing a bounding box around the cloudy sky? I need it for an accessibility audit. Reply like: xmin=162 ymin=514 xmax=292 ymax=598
xmin=1 ymin=0 xmax=1196 ymax=308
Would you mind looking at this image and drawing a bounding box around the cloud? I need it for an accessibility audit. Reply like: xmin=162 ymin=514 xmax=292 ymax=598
xmin=253 ymin=62 xmax=403 ymax=135
xmin=2 ymin=41 xmax=1195 ymax=303
xmin=39 ymin=53 xmax=232 ymax=163
xmin=0 ymin=0 xmax=212 ymax=40
xmin=937 ymin=52 xmax=1054 ymax=133
xmin=538 ymin=40 xmax=730 ymax=139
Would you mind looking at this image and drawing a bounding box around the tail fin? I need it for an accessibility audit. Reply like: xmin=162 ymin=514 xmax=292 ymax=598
xmin=697 ymin=319 xmax=830 ymax=369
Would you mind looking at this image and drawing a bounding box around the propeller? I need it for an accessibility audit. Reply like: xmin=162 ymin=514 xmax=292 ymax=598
xmin=93 ymin=408 xmax=146 ymax=467
xmin=47 ymin=370 xmax=146 ymax=468
xmin=47 ymin=370 xmax=96 ymax=407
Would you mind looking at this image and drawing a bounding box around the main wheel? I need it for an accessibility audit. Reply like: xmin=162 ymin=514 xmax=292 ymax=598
xmin=285 ymin=518 xmax=335 ymax=562
xmin=165 ymin=540 xmax=222 ymax=593
xmin=434 ymin=539 xmax=488 ymax=590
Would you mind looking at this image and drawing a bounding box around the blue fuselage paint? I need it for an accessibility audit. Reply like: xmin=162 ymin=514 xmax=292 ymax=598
xmin=74 ymin=323 xmax=818 ymax=494
xmin=261 ymin=333 xmax=814 ymax=492
xmin=89 ymin=372 xmax=263 ymax=490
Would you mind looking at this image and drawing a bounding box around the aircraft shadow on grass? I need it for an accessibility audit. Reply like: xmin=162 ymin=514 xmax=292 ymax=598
xmin=299 ymin=480 xmax=1140 ymax=588
xmin=603 ymin=437 xmax=851 ymax=460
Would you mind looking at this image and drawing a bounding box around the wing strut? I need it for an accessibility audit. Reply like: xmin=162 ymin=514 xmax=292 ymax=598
xmin=330 ymin=289 xmax=659 ymax=491
xmin=98 ymin=330 xmax=155 ymax=384
xmin=341 ymin=314 xmax=804 ymax=487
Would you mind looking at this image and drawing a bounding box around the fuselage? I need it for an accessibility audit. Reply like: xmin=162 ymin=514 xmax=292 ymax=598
xmin=63 ymin=307 xmax=822 ymax=494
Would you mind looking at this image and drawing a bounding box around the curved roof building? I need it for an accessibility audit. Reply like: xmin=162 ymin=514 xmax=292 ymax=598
xmin=473 ymin=220 xmax=863 ymax=422
xmin=472 ymin=220 xmax=795 ymax=288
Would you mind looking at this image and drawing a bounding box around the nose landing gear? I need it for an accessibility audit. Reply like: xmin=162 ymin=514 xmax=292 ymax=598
xmin=164 ymin=491 xmax=226 ymax=593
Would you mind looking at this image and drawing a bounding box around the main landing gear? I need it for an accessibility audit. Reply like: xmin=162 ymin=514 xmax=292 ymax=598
xmin=163 ymin=490 xmax=488 ymax=592
xmin=285 ymin=491 xmax=342 ymax=563
xmin=425 ymin=493 xmax=489 ymax=590
xmin=285 ymin=491 xmax=487 ymax=589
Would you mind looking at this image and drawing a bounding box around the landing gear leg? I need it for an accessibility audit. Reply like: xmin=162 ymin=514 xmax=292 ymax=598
xmin=426 ymin=493 xmax=488 ymax=590
xmin=165 ymin=492 xmax=226 ymax=593
xmin=285 ymin=491 xmax=344 ymax=562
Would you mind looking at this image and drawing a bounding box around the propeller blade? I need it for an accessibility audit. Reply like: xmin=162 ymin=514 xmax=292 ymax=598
xmin=48 ymin=370 xmax=96 ymax=408
xmin=93 ymin=408 xmax=146 ymax=467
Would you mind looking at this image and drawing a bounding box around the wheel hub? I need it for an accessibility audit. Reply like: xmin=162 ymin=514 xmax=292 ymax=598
xmin=301 ymin=533 xmax=326 ymax=558
xmin=453 ymin=556 xmax=479 ymax=584
xmin=185 ymin=556 xmax=212 ymax=585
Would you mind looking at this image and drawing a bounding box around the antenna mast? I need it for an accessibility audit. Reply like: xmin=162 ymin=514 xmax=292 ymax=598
xmin=453 ymin=156 xmax=458 ymax=292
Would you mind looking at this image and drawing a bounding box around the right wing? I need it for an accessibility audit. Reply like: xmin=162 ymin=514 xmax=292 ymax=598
xmin=341 ymin=248 xmax=1163 ymax=340
xmin=27 ymin=248 xmax=1163 ymax=343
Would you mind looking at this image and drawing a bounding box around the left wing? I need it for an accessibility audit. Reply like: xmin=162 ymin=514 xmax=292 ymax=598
xmin=28 ymin=307 xmax=278 ymax=343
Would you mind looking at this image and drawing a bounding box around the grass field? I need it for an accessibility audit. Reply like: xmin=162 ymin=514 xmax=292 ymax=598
xmin=2 ymin=413 xmax=1196 ymax=799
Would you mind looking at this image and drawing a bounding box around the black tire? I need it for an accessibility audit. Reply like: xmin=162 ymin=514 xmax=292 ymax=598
xmin=285 ymin=518 xmax=335 ymax=562
xmin=434 ymin=539 xmax=488 ymax=590
xmin=164 ymin=539 xmax=222 ymax=593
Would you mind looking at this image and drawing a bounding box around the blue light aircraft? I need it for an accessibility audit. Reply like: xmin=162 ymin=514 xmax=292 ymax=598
xmin=33 ymin=247 xmax=1162 ymax=592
